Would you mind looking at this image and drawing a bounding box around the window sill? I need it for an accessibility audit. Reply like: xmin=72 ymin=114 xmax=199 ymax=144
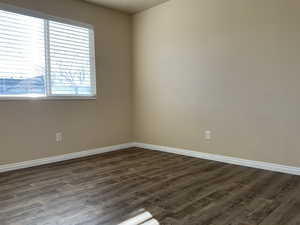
xmin=0 ymin=96 xmax=97 ymax=101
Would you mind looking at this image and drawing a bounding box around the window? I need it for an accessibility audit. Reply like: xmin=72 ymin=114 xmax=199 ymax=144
xmin=0 ymin=6 xmax=96 ymax=99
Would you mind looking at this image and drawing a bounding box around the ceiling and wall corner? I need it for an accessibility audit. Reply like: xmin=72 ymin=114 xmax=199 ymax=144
xmin=84 ymin=0 xmax=170 ymax=13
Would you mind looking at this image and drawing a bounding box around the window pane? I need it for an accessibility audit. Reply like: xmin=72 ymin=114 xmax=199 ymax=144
xmin=0 ymin=10 xmax=45 ymax=97
xmin=49 ymin=21 xmax=94 ymax=96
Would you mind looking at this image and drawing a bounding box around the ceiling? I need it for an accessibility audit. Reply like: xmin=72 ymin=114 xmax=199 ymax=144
xmin=85 ymin=0 xmax=170 ymax=14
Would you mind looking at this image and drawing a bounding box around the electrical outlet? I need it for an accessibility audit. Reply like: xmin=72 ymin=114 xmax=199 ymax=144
xmin=204 ymin=130 xmax=212 ymax=140
xmin=56 ymin=132 xmax=63 ymax=142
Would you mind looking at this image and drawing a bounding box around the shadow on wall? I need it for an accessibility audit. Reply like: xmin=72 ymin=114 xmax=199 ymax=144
xmin=118 ymin=210 xmax=159 ymax=225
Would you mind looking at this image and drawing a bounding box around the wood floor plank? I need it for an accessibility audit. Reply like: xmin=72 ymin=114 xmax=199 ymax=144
xmin=0 ymin=147 xmax=299 ymax=225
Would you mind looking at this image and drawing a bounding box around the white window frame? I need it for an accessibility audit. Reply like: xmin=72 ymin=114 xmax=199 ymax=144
xmin=0 ymin=3 xmax=97 ymax=101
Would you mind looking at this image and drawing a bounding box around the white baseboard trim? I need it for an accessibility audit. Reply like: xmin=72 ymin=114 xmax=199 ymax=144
xmin=2 ymin=142 xmax=300 ymax=176
xmin=0 ymin=142 xmax=135 ymax=173
xmin=133 ymin=142 xmax=300 ymax=176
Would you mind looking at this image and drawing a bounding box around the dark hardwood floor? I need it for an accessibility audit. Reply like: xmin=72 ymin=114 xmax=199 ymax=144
xmin=1 ymin=148 xmax=300 ymax=225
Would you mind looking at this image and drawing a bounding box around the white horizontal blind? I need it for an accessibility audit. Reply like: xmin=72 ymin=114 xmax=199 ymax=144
xmin=0 ymin=5 xmax=96 ymax=99
xmin=0 ymin=9 xmax=45 ymax=96
xmin=49 ymin=21 xmax=96 ymax=97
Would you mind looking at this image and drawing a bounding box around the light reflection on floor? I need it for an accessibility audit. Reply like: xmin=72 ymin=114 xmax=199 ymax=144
xmin=118 ymin=210 xmax=160 ymax=225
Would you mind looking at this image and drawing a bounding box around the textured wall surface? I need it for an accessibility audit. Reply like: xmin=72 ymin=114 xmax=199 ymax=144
xmin=133 ymin=0 xmax=300 ymax=167
xmin=0 ymin=0 xmax=132 ymax=164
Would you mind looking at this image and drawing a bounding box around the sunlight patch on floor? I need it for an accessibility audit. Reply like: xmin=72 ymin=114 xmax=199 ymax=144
xmin=118 ymin=211 xmax=159 ymax=225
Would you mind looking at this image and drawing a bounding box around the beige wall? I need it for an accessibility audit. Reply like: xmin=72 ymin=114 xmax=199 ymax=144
xmin=0 ymin=0 xmax=132 ymax=164
xmin=133 ymin=0 xmax=300 ymax=167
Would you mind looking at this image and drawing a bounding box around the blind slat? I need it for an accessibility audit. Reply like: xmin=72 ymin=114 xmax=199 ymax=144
xmin=50 ymin=42 xmax=90 ymax=51
xmin=49 ymin=30 xmax=89 ymax=41
xmin=48 ymin=46 xmax=90 ymax=55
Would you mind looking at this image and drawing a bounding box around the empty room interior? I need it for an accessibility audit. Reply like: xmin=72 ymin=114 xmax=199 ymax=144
xmin=0 ymin=0 xmax=300 ymax=224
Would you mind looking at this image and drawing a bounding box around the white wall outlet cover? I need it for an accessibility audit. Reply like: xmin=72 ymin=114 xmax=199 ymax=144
xmin=204 ymin=130 xmax=212 ymax=140
xmin=56 ymin=132 xmax=63 ymax=142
